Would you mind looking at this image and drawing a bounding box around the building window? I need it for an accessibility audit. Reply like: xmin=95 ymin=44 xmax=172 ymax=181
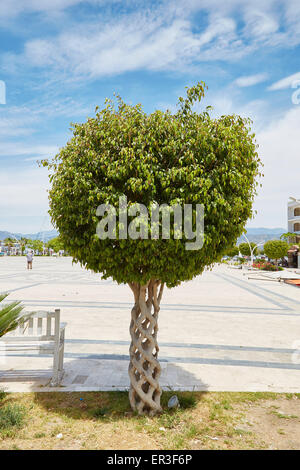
xmin=294 ymin=223 xmax=300 ymax=232
xmin=294 ymin=207 xmax=300 ymax=217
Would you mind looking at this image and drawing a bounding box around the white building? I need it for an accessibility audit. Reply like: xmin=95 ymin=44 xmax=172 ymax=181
xmin=288 ymin=197 xmax=300 ymax=234
xmin=288 ymin=197 xmax=300 ymax=268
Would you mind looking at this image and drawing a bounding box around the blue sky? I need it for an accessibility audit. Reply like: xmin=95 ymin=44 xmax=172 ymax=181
xmin=0 ymin=0 xmax=300 ymax=233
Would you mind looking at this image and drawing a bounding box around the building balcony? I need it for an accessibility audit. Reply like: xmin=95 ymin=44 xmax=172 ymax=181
xmin=288 ymin=215 xmax=300 ymax=223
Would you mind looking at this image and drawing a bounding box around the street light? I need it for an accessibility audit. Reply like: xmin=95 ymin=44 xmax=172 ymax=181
xmin=242 ymin=233 xmax=265 ymax=267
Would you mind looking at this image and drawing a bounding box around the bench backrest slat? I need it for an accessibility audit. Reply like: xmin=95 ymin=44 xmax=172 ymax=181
xmin=19 ymin=318 xmax=26 ymax=336
xmin=46 ymin=315 xmax=52 ymax=338
xmin=1 ymin=309 xmax=61 ymax=341
xmin=28 ymin=318 xmax=34 ymax=336
xmin=37 ymin=317 xmax=43 ymax=336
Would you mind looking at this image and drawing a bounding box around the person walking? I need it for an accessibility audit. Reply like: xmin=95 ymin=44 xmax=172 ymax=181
xmin=26 ymin=251 xmax=33 ymax=270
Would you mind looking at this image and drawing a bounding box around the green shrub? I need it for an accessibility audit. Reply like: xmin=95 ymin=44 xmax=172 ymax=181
xmin=239 ymin=242 xmax=258 ymax=256
xmin=225 ymin=246 xmax=239 ymax=258
xmin=91 ymin=407 xmax=110 ymax=418
xmin=264 ymin=240 xmax=288 ymax=264
xmin=0 ymin=403 xmax=26 ymax=432
xmin=178 ymin=393 xmax=197 ymax=409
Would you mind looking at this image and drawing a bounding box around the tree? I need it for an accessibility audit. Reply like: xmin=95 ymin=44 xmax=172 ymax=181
xmin=0 ymin=294 xmax=24 ymax=337
xmin=27 ymin=239 xmax=44 ymax=254
xmin=43 ymin=83 xmax=261 ymax=415
xmin=264 ymin=240 xmax=288 ymax=265
xmin=19 ymin=237 xmax=29 ymax=255
xmin=225 ymin=246 xmax=239 ymax=257
xmin=280 ymin=232 xmax=297 ymax=243
xmin=4 ymin=237 xmax=15 ymax=254
xmin=46 ymin=236 xmax=65 ymax=253
xmin=239 ymin=242 xmax=258 ymax=257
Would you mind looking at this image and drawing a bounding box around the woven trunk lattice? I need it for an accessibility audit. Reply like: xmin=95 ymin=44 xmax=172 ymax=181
xmin=128 ymin=280 xmax=164 ymax=415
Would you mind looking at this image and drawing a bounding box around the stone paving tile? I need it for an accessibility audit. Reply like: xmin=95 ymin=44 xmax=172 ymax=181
xmin=0 ymin=257 xmax=300 ymax=392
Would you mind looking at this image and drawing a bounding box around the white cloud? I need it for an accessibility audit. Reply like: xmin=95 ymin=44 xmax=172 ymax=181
xmin=0 ymin=167 xmax=50 ymax=217
xmin=1 ymin=0 xmax=300 ymax=232
xmin=205 ymin=88 xmax=268 ymax=128
xmin=175 ymin=0 xmax=300 ymax=47
xmin=234 ymin=73 xmax=269 ymax=88
xmin=0 ymin=97 xmax=92 ymax=143
xmin=0 ymin=142 xmax=58 ymax=158
xmin=18 ymin=12 xmax=246 ymax=78
xmin=2 ymin=1 xmax=300 ymax=79
xmin=250 ymin=106 xmax=300 ymax=227
xmin=201 ymin=84 xmax=299 ymax=227
xmin=0 ymin=0 xmax=114 ymax=18
xmin=243 ymin=10 xmax=279 ymax=39
xmin=268 ymin=72 xmax=300 ymax=90
xmin=0 ymin=117 xmax=36 ymax=137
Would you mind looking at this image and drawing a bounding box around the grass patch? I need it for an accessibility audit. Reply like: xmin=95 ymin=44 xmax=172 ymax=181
xmin=277 ymin=429 xmax=285 ymax=435
xmin=34 ymin=432 xmax=46 ymax=439
xmin=0 ymin=403 xmax=26 ymax=437
xmin=207 ymin=391 xmax=278 ymax=404
xmin=157 ymin=412 xmax=181 ymax=430
xmin=90 ymin=407 xmax=110 ymax=419
xmin=271 ymin=410 xmax=298 ymax=420
xmin=0 ymin=391 xmax=298 ymax=449
xmin=160 ymin=391 xmax=199 ymax=410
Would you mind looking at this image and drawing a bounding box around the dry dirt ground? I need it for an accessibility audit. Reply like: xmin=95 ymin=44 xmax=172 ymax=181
xmin=0 ymin=391 xmax=299 ymax=450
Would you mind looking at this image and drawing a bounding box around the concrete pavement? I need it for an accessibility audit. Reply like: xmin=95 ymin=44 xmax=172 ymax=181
xmin=0 ymin=256 xmax=300 ymax=392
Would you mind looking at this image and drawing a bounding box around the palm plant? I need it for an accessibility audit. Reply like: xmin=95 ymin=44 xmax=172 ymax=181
xmin=3 ymin=238 xmax=15 ymax=255
xmin=0 ymin=294 xmax=25 ymax=338
xmin=19 ymin=237 xmax=29 ymax=255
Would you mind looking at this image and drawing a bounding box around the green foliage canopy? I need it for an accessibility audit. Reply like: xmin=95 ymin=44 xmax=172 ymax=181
xmin=280 ymin=232 xmax=297 ymax=241
xmin=238 ymin=242 xmax=259 ymax=257
xmin=44 ymin=83 xmax=261 ymax=287
xmin=46 ymin=236 xmax=65 ymax=253
xmin=27 ymin=239 xmax=43 ymax=253
xmin=3 ymin=238 xmax=14 ymax=247
xmin=264 ymin=240 xmax=288 ymax=261
xmin=224 ymin=246 xmax=239 ymax=257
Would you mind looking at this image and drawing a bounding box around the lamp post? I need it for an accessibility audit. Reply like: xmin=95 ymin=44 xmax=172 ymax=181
xmin=242 ymin=234 xmax=265 ymax=267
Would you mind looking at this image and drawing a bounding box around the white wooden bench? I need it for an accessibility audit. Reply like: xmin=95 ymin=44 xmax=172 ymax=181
xmin=0 ymin=309 xmax=66 ymax=387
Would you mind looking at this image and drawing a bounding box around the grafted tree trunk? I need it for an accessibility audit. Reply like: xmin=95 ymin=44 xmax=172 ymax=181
xmin=128 ymin=279 xmax=164 ymax=415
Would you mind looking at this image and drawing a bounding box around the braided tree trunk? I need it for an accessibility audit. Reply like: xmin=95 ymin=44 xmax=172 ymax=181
xmin=128 ymin=280 xmax=164 ymax=416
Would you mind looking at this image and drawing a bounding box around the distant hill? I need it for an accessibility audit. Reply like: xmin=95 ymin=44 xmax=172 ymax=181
xmin=245 ymin=228 xmax=286 ymax=235
xmin=0 ymin=227 xmax=287 ymax=245
xmin=237 ymin=227 xmax=286 ymax=244
xmin=21 ymin=230 xmax=58 ymax=241
xmin=0 ymin=230 xmax=58 ymax=242
xmin=0 ymin=231 xmax=15 ymax=240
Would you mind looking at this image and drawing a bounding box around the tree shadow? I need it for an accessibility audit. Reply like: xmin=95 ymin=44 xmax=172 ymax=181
xmin=31 ymin=361 xmax=209 ymax=422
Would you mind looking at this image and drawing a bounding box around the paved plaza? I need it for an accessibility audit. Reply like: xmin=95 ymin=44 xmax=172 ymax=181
xmin=0 ymin=256 xmax=300 ymax=392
